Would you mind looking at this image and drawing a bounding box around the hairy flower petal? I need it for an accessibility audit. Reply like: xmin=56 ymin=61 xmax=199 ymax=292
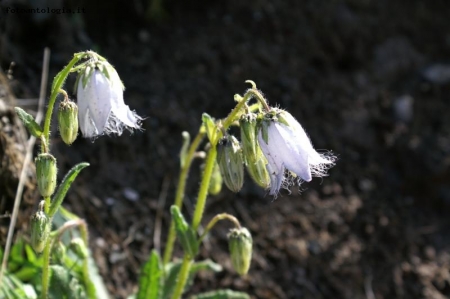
xmin=77 ymin=68 xmax=142 ymax=138
xmin=257 ymin=109 xmax=336 ymax=195
xmin=273 ymin=123 xmax=312 ymax=181
xmin=258 ymin=129 xmax=285 ymax=195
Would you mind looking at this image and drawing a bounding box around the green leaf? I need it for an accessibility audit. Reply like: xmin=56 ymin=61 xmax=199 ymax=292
xmin=137 ymin=250 xmax=162 ymax=299
xmin=14 ymin=107 xmax=43 ymax=138
xmin=0 ymin=271 xmax=37 ymax=299
xmin=170 ymin=206 xmax=198 ymax=257
xmin=190 ymin=259 xmax=223 ymax=273
xmin=49 ymin=162 xmax=89 ymax=217
xmin=161 ymin=261 xmax=181 ymax=299
xmin=8 ymin=239 xmax=25 ymax=272
xmin=48 ymin=265 xmax=86 ymax=299
xmin=190 ymin=289 xmax=250 ymax=299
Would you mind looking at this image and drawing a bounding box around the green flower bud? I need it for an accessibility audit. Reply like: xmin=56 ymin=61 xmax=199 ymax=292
xmin=228 ymin=227 xmax=253 ymax=276
xmin=240 ymin=114 xmax=270 ymax=189
xmin=208 ymin=161 xmax=223 ymax=195
xmin=58 ymin=100 xmax=78 ymax=145
xmin=35 ymin=153 xmax=57 ymax=197
xmin=217 ymin=136 xmax=244 ymax=193
xmin=52 ymin=241 xmax=66 ymax=264
xmin=69 ymin=238 xmax=88 ymax=260
xmin=30 ymin=202 xmax=50 ymax=254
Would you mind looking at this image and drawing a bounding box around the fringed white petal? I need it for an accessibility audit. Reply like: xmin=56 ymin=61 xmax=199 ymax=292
xmin=273 ymin=123 xmax=312 ymax=182
xmin=77 ymin=68 xmax=142 ymax=138
xmin=88 ymin=71 xmax=112 ymax=135
xmin=258 ymin=129 xmax=285 ymax=195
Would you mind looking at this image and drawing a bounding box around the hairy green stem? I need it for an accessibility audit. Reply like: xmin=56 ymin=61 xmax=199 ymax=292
xmin=169 ymin=146 xmax=216 ymax=299
xmin=191 ymin=146 xmax=217 ymax=230
xmin=163 ymin=131 xmax=205 ymax=265
xmin=42 ymin=55 xmax=80 ymax=152
xmin=41 ymin=233 xmax=52 ymax=299
xmin=220 ymin=88 xmax=269 ymax=142
xmin=199 ymin=213 xmax=241 ymax=243
xmin=170 ymin=82 xmax=270 ymax=298
xmin=170 ymin=255 xmax=192 ymax=299
xmin=79 ymin=222 xmax=95 ymax=297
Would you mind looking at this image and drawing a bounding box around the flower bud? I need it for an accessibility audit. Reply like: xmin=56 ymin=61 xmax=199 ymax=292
xmin=217 ymin=136 xmax=244 ymax=193
xmin=69 ymin=238 xmax=88 ymax=260
xmin=35 ymin=153 xmax=57 ymax=197
xmin=228 ymin=227 xmax=252 ymax=276
xmin=30 ymin=202 xmax=50 ymax=254
xmin=52 ymin=241 xmax=66 ymax=264
xmin=208 ymin=161 xmax=223 ymax=195
xmin=240 ymin=114 xmax=270 ymax=189
xmin=58 ymin=100 xmax=79 ymax=145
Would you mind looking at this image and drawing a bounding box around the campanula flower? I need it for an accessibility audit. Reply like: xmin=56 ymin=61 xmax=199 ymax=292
xmin=77 ymin=67 xmax=142 ymax=138
xmin=257 ymin=109 xmax=336 ymax=195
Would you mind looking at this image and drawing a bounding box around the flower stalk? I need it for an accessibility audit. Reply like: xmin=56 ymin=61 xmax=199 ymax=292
xmin=169 ymin=82 xmax=270 ymax=299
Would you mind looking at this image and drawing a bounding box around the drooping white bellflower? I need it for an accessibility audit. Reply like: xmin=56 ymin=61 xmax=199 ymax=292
xmin=77 ymin=68 xmax=142 ymax=138
xmin=257 ymin=109 xmax=336 ymax=195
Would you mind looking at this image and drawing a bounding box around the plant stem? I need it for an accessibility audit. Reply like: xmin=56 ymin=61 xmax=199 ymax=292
xmin=79 ymin=222 xmax=96 ymax=298
xmin=41 ymin=223 xmax=52 ymax=299
xmin=163 ymin=131 xmax=204 ymax=265
xmin=191 ymin=145 xmax=217 ymax=230
xmin=170 ymin=255 xmax=192 ymax=299
xmin=42 ymin=56 xmax=80 ymax=152
xmin=169 ymin=82 xmax=269 ymax=298
xmin=169 ymin=146 xmax=216 ymax=299
xmin=199 ymin=213 xmax=241 ymax=243
xmin=220 ymin=88 xmax=269 ymax=140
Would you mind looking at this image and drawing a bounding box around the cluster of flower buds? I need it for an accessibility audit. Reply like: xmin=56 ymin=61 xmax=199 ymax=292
xmin=216 ymin=107 xmax=336 ymax=195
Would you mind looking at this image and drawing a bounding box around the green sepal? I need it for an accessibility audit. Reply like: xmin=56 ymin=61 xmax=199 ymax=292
xmin=49 ymin=162 xmax=89 ymax=217
xmin=170 ymin=206 xmax=199 ymax=257
xmin=137 ymin=250 xmax=162 ymax=299
xmin=14 ymin=107 xmax=43 ymax=138
xmin=276 ymin=114 xmax=290 ymax=127
xmin=190 ymin=290 xmax=250 ymax=299
xmin=202 ymin=113 xmax=216 ymax=143
xmin=259 ymin=120 xmax=269 ymax=145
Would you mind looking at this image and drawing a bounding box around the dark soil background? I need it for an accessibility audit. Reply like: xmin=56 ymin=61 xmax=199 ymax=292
xmin=2 ymin=0 xmax=450 ymax=298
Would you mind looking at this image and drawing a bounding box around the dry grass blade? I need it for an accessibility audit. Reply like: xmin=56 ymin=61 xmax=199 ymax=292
xmin=0 ymin=48 xmax=50 ymax=283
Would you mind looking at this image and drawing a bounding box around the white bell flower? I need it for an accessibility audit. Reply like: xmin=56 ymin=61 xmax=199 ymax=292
xmin=257 ymin=109 xmax=336 ymax=195
xmin=77 ymin=68 xmax=142 ymax=138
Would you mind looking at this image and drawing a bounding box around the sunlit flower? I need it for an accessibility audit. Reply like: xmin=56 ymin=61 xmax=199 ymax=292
xmin=257 ymin=109 xmax=336 ymax=195
xmin=77 ymin=68 xmax=142 ymax=138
